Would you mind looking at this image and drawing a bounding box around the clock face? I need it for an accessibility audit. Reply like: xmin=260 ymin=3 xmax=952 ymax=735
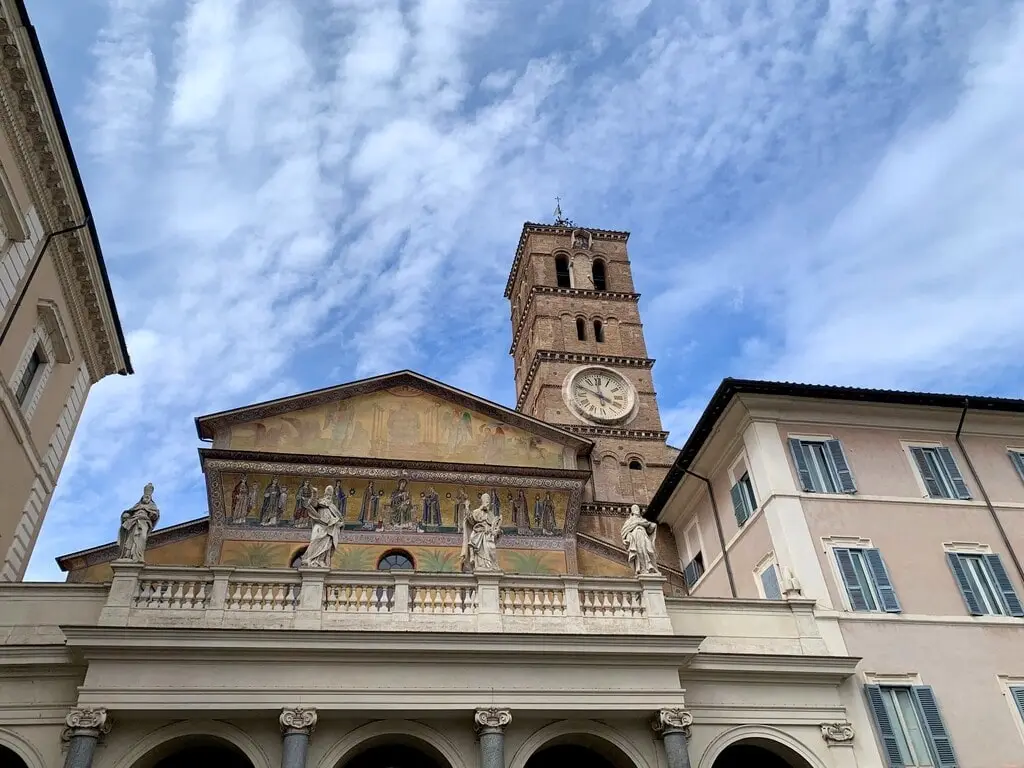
xmin=566 ymin=367 xmax=636 ymax=425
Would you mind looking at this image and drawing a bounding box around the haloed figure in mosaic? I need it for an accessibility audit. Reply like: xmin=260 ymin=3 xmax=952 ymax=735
xmin=230 ymin=475 xmax=250 ymax=523
xmin=302 ymin=485 xmax=343 ymax=568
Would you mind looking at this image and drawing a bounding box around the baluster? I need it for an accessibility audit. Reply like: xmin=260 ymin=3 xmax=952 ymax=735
xmin=196 ymin=582 xmax=208 ymax=608
xmin=540 ymin=590 xmax=551 ymax=616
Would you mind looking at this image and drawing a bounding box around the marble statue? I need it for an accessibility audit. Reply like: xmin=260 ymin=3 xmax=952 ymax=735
xmin=460 ymin=492 xmax=501 ymax=572
xmin=301 ymin=485 xmax=343 ymax=568
xmin=620 ymin=504 xmax=660 ymax=576
xmin=117 ymin=483 xmax=160 ymax=562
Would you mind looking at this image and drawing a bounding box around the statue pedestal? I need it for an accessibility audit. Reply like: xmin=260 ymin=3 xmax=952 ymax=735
xmin=296 ymin=568 xmax=328 ymax=630
xmin=98 ymin=561 xmax=144 ymax=626
xmin=638 ymin=575 xmax=672 ymax=633
xmin=475 ymin=571 xmax=503 ymax=632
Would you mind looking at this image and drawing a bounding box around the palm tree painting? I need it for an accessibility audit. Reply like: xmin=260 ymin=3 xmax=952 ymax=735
xmin=413 ymin=548 xmax=460 ymax=573
xmin=223 ymin=542 xmax=283 ymax=568
xmin=500 ymin=550 xmax=561 ymax=575
xmin=332 ymin=545 xmax=375 ymax=571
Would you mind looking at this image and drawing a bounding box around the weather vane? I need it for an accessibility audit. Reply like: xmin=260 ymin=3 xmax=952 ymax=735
xmin=553 ymin=197 xmax=574 ymax=227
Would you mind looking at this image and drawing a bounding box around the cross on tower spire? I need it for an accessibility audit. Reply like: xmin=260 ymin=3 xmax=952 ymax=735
xmin=553 ymin=197 xmax=573 ymax=227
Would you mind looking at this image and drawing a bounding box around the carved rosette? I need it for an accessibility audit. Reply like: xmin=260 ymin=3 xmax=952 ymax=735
xmin=651 ymin=708 xmax=693 ymax=738
xmin=280 ymin=707 xmax=318 ymax=735
xmin=62 ymin=707 xmax=111 ymax=741
xmin=474 ymin=707 xmax=512 ymax=735
xmin=820 ymin=722 xmax=855 ymax=745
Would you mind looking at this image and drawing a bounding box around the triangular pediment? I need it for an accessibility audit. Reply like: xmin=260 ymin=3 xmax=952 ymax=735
xmin=196 ymin=370 xmax=590 ymax=469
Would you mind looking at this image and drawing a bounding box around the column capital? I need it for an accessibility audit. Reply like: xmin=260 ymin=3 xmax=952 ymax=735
xmin=820 ymin=722 xmax=855 ymax=745
xmin=474 ymin=707 xmax=512 ymax=735
xmin=62 ymin=707 xmax=111 ymax=740
xmin=651 ymin=708 xmax=692 ymax=738
xmin=280 ymin=707 xmax=318 ymax=736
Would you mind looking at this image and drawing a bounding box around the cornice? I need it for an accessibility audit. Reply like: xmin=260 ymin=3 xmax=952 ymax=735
xmin=683 ymin=653 xmax=861 ymax=684
xmin=579 ymin=502 xmax=644 ymax=517
xmin=516 ymin=351 xmax=655 ymax=411
xmin=0 ymin=644 xmax=78 ymax=667
xmin=505 ymin=222 xmax=630 ymax=298
xmin=0 ymin=10 xmax=127 ymax=378
xmin=551 ymin=423 xmax=671 ymax=441
xmin=509 ymin=285 xmax=641 ymax=357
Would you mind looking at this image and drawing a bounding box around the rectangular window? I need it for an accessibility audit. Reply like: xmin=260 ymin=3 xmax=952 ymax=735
xmin=14 ymin=347 xmax=43 ymax=405
xmin=788 ymin=438 xmax=857 ymax=494
xmin=730 ymin=471 xmax=757 ymax=526
xmin=758 ymin=561 xmax=782 ymax=600
xmin=909 ymin=446 xmax=971 ymax=500
xmin=1009 ymin=450 xmax=1024 ymax=484
xmin=683 ymin=552 xmax=705 ymax=589
xmin=946 ymin=551 xmax=1024 ymax=617
xmin=865 ymin=684 xmax=956 ymax=767
xmin=833 ymin=547 xmax=901 ymax=612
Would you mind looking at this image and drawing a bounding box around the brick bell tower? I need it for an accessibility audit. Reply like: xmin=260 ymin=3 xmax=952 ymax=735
xmin=505 ymin=212 xmax=678 ymax=508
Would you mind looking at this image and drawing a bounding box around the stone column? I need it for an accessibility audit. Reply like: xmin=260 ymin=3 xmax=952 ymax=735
xmin=652 ymin=708 xmax=693 ymax=768
xmin=474 ymin=707 xmax=512 ymax=768
xmin=62 ymin=708 xmax=110 ymax=768
xmin=280 ymin=707 xmax=317 ymax=768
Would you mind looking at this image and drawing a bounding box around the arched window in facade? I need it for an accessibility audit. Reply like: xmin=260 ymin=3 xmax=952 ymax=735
xmin=555 ymin=254 xmax=572 ymax=288
xmin=592 ymin=259 xmax=607 ymax=291
xmin=629 ymin=459 xmax=643 ymax=471
xmin=593 ymin=320 xmax=605 ymax=343
xmin=377 ymin=549 xmax=415 ymax=570
xmin=576 ymin=317 xmax=587 ymax=341
xmin=629 ymin=458 xmax=648 ymax=503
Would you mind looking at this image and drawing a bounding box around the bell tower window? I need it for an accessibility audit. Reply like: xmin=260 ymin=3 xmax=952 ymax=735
xmin=576 ymin=317 xmax=587 ymax=341
xmin=592 ymin=259 xmax=607 ymax=291
xmin=555 ymin=254 xmax=571 ymax=288
xmin=593 ymin=320 xmax=605 ymax=343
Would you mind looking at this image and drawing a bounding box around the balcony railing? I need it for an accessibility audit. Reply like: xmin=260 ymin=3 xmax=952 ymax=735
xmin=97 ymin=563 xmax=673 ymax=635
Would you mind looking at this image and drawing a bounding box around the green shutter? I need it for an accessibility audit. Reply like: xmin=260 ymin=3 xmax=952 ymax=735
xmin=825 ymin=439 xmax=857 ymax=493
xmin=984 ymin=553 xmax=1024 ymax=617
xmin=910 ymin=447 xmax=944 ymax=498
xmin=946 ymin=553 xmax=984 ymax=615
xmin=912 ymin=686 xmax=957 ymax=767
xmin=834 ymin=548 xmax=870 ymax=611
xmin=865 ymin=548 xmax=901 ymax=613
xmin=935 ymin=446 xmax=971 ymax=500
xmin=1009 ymin=451 xmax=1024 ymax=484
xmin=788 ymin=438 xmax=815 ymax=492
xmin=1011 ymin=686 xmax=1024 ymax=723
xmin=730 ymin=482 xmax=749 ymax=526
xmin=864 ymin=685 xmax=905 ymax=767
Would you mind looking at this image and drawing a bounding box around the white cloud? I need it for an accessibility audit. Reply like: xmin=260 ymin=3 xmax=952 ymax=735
xmin=24 ymin=0 xmax=1024 ymax=578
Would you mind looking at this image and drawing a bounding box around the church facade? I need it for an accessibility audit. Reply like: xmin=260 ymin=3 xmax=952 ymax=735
xmin=0 ymin=222 xmax=889 ymax=768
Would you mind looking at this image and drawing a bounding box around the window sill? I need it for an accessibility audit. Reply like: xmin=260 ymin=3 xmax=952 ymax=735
xmin=817 ymin=609 xmax=1023 ymax=626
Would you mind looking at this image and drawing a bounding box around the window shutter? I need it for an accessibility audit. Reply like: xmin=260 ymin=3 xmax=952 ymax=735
xmin=984 ymin=553 xmax=1024 ymax=617
xmin=912 ymin=686 xmax=957 ymax=768
xmin=865 ymin=548 xmax=901 ymax=613
xmin=946 ymin=553 xmax=983 ymax=615
xmin=1009 ymin=451 xmax=1024 ymax=484
xmin=788 ymin=438 xmax=815 ymax=492
xmin=910 ymin=447 xmax=944 ymax=498
xmin=825 ymin=439 xmax=857 ymax=493
xmin=1011 ymin=686 xmax=1024 ymax=722
xmin=834 ymin=548 xmax=870 ymax=611
xmin=864 ymin=685 xmax=905 ymax=767
xmin=935 ymin=446 xmax=971 ymax=499
xmin=730 ymin=482 xmax=749 ymax=526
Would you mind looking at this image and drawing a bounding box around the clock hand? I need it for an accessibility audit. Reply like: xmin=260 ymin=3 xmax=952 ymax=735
xmin=582 ymin=386 xmax=610 ymax=404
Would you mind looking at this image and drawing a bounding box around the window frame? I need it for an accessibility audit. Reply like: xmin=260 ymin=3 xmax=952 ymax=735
xmin=591 ymin=258 xmax=607 ymax=291
xmin=754 ymin=553 xmax=782 ymax=600
xmin=824 ymin=536 xmax=901 ymax=613
xmin=554 ymin=253 xmax=572 ymax=288
xmin=376 ymin=549 xmax=415 ymax=571
xmin=787 ymin=435 xmax=857 ymax=495
xmin=575 ymin=317 xmax=587 ymax=341
xmin=681 ymin=518 xmax=705 ymax=589
xmin=1008 ymin=448 xmax=1024 ymax=485
xmin=904 ymin=442 xmax=972 ymax=501
xmin=9 ymin=325 xmax=55 ymax=421
xmin=998 ymin=676 xmax=1024 ymax=747
xmin=592 ymin=319 xmax=604 ymax=343
xmin=944 ymin=543 xmax=1024 ymax=617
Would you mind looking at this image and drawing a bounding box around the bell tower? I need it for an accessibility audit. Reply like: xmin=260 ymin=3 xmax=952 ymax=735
xmin=505 ymin=216 xmax=678 ymax=506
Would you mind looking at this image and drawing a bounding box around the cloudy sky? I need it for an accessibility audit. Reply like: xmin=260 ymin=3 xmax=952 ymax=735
xmin=23 ymin=0 xmax=1024 ymax=579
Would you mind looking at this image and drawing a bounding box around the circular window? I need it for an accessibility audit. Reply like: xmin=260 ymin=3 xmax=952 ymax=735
xmin=377 ymin=550 xmax=414 ymax=571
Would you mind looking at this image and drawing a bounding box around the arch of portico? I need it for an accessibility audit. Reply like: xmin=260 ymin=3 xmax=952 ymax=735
xmin=698 ymin=725 xmax=825 ymax=768
xmin=508 ymin=719 xmax=651 ymax=768
xmin=0 ymin=728 xmax=44 ymax=768
xmin=317 ymin=719 xmax=467 ymax=768
xmin=110 ymin=719 xmax=271 ymax=768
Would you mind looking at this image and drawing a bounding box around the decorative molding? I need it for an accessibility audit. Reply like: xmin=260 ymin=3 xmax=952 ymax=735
xmin=553 ymin=424 xmax=671 ymax=441
xmin=652 ymin=708 xmax=692 ymax=738
xmin=474 ymin=707 xmax=512 ymax=734
xmin=509 ymin=284 xmax=640 ymax=357
xmin=580 ymin=502 xmax=641 ymax=517
xmin=505 ymin=221 xmax=629 ymax=298
xmin=0 ymin=13 xmax=120 ymax=378
xmin=279 ymin=707 xmax=317 ymax=735
xmin=62 ymin=707 xmax=111 ymax=741
xmin=37 ymin=298 xmax=73 ymax=362
xmin=820 ymin=722 xmax=854 ymax=745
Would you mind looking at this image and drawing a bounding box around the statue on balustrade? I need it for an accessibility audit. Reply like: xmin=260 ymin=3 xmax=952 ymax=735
xmin=302 ymin=485 xmax=343 ymax=568
xmin=117 ymin=483 xmax=160 ymax=562
xmin=460 ymin=492 xmax=501 ymax=572
xmin=621 ymin=504 xmax=660 ymax=576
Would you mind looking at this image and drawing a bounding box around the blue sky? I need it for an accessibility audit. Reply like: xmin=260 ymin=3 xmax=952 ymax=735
xmin=23 ymin=0 xmax=1024 ymax=579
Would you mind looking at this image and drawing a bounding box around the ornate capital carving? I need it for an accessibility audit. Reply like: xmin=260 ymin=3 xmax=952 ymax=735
xmin=652 ymin=708 xmax=693 ymax=738
xmin=62 ymin=708 xmax=111 ymax=740
xmin=474 ymin=707 xmax=512 ymax=734
xmin=280 ymin=707 xmax=317 ymax=735
xmin=820 ymin=722 xmax=855 ymax=745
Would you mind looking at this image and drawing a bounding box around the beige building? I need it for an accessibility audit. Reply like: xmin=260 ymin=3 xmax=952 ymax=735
xmin=649 ymin=380 xmax=1024 ymax=767
xmin=0 ymin=0 xmax=132 ymax=582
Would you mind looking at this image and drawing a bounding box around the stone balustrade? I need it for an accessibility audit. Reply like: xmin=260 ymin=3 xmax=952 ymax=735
xmin=97 ymin=562 xmax=673 ymax=634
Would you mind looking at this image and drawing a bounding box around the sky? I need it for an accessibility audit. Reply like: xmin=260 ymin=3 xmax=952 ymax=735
xmin=22 ymin=0 xmax=1024 ymax=579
